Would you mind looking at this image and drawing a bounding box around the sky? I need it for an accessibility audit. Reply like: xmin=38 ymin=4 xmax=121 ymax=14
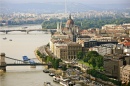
xmin=2 ymin=0 xmax=130 ymax=4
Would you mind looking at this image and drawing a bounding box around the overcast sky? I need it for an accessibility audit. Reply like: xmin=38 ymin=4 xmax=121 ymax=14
xmin=2 ymin=0 xmax=130 ymax=4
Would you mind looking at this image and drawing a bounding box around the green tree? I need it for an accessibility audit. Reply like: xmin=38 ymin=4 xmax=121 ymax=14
xmin=77 ymin=51 xmax=84 ymax=60
xmin=46 ymin=56 xmax=52 ymax=63
xmin=84 ymin=51 xmax=98 ymax=62
xmin=54 ymin=59 xmax=60 ymax=69
xmin=88 ymin=57 xmax=96 ymax=68
xmin=96 ymin=55 xmax=103 ymax=68
xmin=127 ymin=82 xmax=130 ymax=86
xmin=83 ymin=51 xmax=103 ymax=68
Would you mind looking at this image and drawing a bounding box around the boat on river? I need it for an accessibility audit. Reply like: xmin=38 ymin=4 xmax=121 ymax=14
xmin=44 ymin=82 xmax=53 ymax=86
xmin=9 ymin=39 xmax=12 ymax=41
xmin=59 ymin=79 xmax=71 ymax=86
xmin=3 ymin=37 xmax=7 ymax=40
xmin=22 ymin=56 xmax=30 ymax=61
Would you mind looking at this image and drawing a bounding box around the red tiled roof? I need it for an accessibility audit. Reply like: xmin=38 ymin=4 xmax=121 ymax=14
xmin=124 ymin=42 xmax=130 ymax=46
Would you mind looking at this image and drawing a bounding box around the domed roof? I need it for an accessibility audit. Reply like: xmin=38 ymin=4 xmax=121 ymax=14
xmin=66 ymin=14 xmax=74 ymax=27
xmin=66 ymin=19 xmax=74 ymax=25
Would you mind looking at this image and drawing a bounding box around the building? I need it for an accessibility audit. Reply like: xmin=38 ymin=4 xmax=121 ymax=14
xmin=54 ymin=42 xmax=82 ymax=60
xmin=120 ymin=65 xmax=130 ymax=84
xmin=51 ymin=14 xmax=79 ymax=42
xmin=89 ymin=44 xmax=123 ymax=56
xmin=103 ymin=55 xmax=130 ymax=80
xmin=76 ymin=35 xmax=91 ymax=47
xmin=56 ymin=46 xmax=67 ymax=59
xmin=49 ymin=38 xmax=71 ymax=54
xmin=98 ymin=44 xmax=115 ymax=56
xmin=67 ymin=42 xmax=82 ymax=60
xmin=66 ymin=14 xmax=74 ymax=28
xmin=49 ymin=14 xmax=82 ymax=60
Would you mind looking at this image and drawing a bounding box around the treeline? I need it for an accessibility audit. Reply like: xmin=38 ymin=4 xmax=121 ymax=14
xmin=42 ymin=17 xmax=130 ymax=29
xmin=0 ymin=19 xmax=44 ymax=26
xmin=75 ymin=17 xmax=130 ymax=29
xmin=8 ymin=19 xmax=44 ymax=25
xmin=1 ymin=17 xmax=130 ymax=29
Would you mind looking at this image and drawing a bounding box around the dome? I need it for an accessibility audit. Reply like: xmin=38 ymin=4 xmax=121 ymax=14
xmin=66 ymin=19 xmax=74 ymax=25
xmin=66 ymin=14 xmax=74 ymax=28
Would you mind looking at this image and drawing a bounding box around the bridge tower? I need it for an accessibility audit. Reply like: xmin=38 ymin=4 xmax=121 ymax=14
xmin=5 ymin=30 xmax=8 ymax=34
xmin=0 ymin=53 xmax=6 ymax=72
xmin=26 ymin=30 xmax=29 ymax=34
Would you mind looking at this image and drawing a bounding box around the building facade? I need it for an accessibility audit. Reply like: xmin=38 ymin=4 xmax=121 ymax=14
xmin=104 ymin=55 xmax=130 ymax=80
xmin=120 ymin=65 xmax=130 ymax=84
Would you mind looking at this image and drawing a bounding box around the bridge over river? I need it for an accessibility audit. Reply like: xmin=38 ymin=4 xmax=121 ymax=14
xmin=0 ymin=29 xmax=56 ymax=34
xmin=0 ymin=53 xmax=50 ymax=72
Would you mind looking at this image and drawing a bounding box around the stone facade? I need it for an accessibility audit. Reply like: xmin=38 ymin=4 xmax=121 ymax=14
xmin=67 ymin=42 xmax=82 ymax=60
xmin=120 ymin=65 xmax=130 ymax=84
xmin=55 ymin=42 xmax=82 ymax=60
xmin=104 ymin=55 xmax=130 ymax=80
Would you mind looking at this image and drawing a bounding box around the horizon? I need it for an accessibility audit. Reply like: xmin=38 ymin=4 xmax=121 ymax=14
xmin=1 ymin=0 xmax=130 ymax=14
xmin=2 ymin=0 xmax=130 ymax=4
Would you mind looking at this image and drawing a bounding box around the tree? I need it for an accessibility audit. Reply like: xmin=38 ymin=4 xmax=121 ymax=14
xmin=84 ymin=51 xmax=98 ymax=62
xmin=77 ymin=51 xmax=84 ymax=60
xmin=96 ymin=55 xmax=103 ymax=68
xmin=46 ymin=56 xmax=52 ymax=63
xmin=127 ymin=82 xmax=130 ymax=86
xmin=54 ymin=59 xmax=61 ymax=69
xmin=88 ymin=57 xmax=96 ymax=68
xmin=62 ymin=65 xmax=67 ymax=71
xmin=83 ymin=51 xmax=103 ymax=69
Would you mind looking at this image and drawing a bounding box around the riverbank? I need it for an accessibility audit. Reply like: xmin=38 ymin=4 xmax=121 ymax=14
xmin=34 ymin=46 xmax=63 ymax=76
xmin=34 ymin=46 xmax=46 ymax=64
xmin=0 ymin=24 xmax=42 ymax=30
xmin=0 ymin=24 xmax=41 ymax=28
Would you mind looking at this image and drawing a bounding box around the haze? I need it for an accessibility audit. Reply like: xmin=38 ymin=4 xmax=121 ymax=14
xmin=2 ymin=0 xmax=130 ymax=4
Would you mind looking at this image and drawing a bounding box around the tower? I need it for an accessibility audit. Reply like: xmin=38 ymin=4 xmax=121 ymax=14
xmin=0 ymin=53 xmax=6 ymax=72
xmin=66 ymin=14 xmax=74 ymax=28
xmin=60 ymin=22 xmax=62 ymax=34
xmin=57 ymin=22 xmax=60 ymax=32
xmin=65 ymin=0 xmax=67 ymax=14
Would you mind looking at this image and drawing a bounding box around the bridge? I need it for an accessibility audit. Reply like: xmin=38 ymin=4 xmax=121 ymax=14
xmin=0 ymin=29 xmax=56 ymax=34
xmin=0 ymin=53 xmax=50 ymax=72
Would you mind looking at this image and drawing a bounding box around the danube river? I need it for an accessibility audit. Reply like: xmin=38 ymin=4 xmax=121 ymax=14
xmin=0 ymin=25 xmax=61 ymax=86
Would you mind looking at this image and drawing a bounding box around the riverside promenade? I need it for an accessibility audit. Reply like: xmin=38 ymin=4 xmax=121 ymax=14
xmin=34 ymin=45 xmax=47 ymax=63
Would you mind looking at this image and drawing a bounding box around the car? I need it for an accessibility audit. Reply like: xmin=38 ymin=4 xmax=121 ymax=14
xmin=49 ymin=73 xmax=55 ymax=76
xmin=43 ymin=69 xmax=49 ymax=73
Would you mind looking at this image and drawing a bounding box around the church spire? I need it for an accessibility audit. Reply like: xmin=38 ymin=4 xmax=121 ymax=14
xmin=69 ymin=14 xmax=71 ymax=19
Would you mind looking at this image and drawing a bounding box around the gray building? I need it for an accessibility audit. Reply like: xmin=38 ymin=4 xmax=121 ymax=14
xmin=103 ymin=55 xmax=130 ymax=80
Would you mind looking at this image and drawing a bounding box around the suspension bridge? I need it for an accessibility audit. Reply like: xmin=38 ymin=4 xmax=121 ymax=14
xmin=0 ymin=53 xmax=49 ymax=72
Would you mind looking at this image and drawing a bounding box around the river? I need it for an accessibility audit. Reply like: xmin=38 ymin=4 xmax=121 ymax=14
xmin=0 ymin=25 xmax=61 ymax=86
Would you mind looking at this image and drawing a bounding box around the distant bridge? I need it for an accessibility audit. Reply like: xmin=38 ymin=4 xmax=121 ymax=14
xmin=0 ymin=29 xmax=56 ymax=34
xmin=0 ymin=53 xmax=50 ymax=71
